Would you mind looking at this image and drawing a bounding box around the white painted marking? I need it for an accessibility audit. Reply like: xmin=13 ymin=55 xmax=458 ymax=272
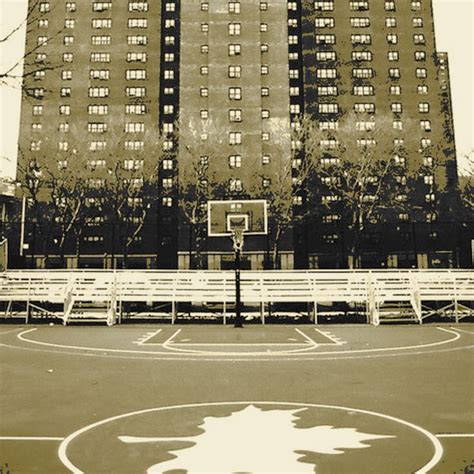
xmin=2 ymin=339 xmax=472 ymax=362
xmin=0 ymin=327 xmax=25 ymax=336
xmin=314 ymin=328 xmax=345 ymax=346
xmin=294 ymin=328 xmax=318 ymax=347
xmin=135 ymin=329 xmax=162 ymax=345
xmin=0 ymin=436 xmax=64 ymax=441
xmin=436 ymin=433 xmax=474 ymax=438
xmin=12 ymin=327 xmax=465 ymax=360
xmin=162 ymin=329 xmax=181 ymax=346
xmin=450 ymin=327 xmax=474 ymax=335
xmin=57 ymin=401 xmax=443 ymax=474
xmin=171 ymin=342 xmax=309 ymax=347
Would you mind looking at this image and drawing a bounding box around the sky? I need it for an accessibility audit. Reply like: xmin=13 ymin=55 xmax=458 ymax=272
xmin=0 ymin=0 xmax=473 ymax=179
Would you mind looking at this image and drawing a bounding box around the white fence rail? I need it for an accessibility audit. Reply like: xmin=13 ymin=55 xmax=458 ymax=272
xmin=0 ymin=269 xmax=473 ymax=325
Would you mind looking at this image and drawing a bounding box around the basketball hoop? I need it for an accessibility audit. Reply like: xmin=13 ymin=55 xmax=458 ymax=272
xmin=231 ymin=229 xmax=244 ymax=253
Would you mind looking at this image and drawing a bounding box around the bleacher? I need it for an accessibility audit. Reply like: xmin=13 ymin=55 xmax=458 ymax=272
xmin=0 ymin=269 xmax=472 ymax=325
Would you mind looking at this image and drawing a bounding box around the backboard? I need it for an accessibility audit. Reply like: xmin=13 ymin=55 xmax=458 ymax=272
xmin=207 ymin=200 xmax=268 ymax=237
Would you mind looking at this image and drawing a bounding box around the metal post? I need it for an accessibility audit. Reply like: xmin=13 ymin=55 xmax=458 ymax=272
xmin=234 ymin=247 xmax=243 ymax=328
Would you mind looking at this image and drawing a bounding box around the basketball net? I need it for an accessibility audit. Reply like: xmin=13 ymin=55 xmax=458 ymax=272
xmin=231 ymin=229 xmax=244 ymax=253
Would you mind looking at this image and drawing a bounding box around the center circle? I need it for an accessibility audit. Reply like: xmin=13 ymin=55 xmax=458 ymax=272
xmin=58 ymin=401 xmax=442 ymax=473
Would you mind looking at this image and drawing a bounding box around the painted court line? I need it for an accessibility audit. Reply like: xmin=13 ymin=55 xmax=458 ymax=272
xmin=135 ymin=329 xmax=162 ymax=345
xmin=162 ymin=329 xmax=182 ymax=346
xmin=0 ymin=327 xmax=25 ymax=336
xmin=57 ymin=401 xmax=443 ymax=474
xmin=0 ymin=436 xmax=64 ymax=441
xmin=12 ymin=326 xmax=464 ymax=359
xmin=314 ymin=328 xmax=346 ymax=345
xmin=436 ymin=433 xmax=474 ymax=438
xmin=293 ymin=328 xmax=318 ymax=347
xmin=450 ymin=327 xmax=474 ymax=335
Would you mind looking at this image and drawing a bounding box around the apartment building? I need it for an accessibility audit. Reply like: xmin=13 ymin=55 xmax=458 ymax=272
xmin=15 ymin=0 xmax=460 ymax=270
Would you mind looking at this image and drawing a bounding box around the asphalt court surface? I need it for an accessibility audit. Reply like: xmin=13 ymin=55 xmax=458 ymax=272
xmin=4 ymin=324 xmax=470 ymax=358
xmin=0 ymin=324 xmax=473 ymax=473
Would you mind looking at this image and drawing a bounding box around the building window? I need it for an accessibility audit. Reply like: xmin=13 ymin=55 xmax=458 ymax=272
xmin=228 ymin=22 xmax=241 ymax=35
xmin=415 ymin=51 xmax=426 ymax=61
xmin=353 ymin=85 xmax=374 ymax=96
xmin=200 ymin=87 xmax=208 ymax=97
xmin=88 ymin=123 xmax=107 ymax=133
xmin=200 ymin=109 xmax=209 ymax=119
xmin=62 ymin=53 xmax=73 ymax=63
xmin=228 ymin=65 xmax=241 ymax=78
xmin=314 ymin=1 xmax=334 ymax=11
xmin=61 ymin=70 xmax=72 ymax=80
xmin=391 ymin=103 xmax=402 ymax=113
xmin=229 ymin=178 xmax=243 ymax=192
xmin=59 ymin=105 xmax=71 ymax=115
xmin=318 ymin=103 xmax=339 ymax=114
xmin=91 ymin=35 xmax=111 ymax=45
xmin=32 ymin=105 xmax=43 ymax=115
xmin=229 ymin=132 xmax=242 ymax=145
xmin=164 ymin=36 xmax=175 ymax=45
xmin=162 ymin=197 xmax=173 ymax=207
xmin=351 ymin=34 xmax=371 ymax=45
xmin=200 ymin=66 xmax=208 ymax=75
xmin=229 ymin=109 xmax=242 ymax=122
xmin=129 ymin=2 xmax=149 ymax=12
xmin=88 ymin=104 xmax=108 ymax=115
xmin=416 ymin=68 xmax=427 ymax=79
xmin=90 ymin=53 xmax=111 ymax=63
xmin=261 ymin=87 xmax=269 ymax=97
xmin=229 ymin=87 xmax=242 ymax=100
xmin=201 ymin=2 xmax=209 ymax=11
xmin=90 ymin=69 xmax=110 ymax=80
xmin=418 ymin=102 xmax=430 ymax=113
xmin=228 ymin=2 xmax=240 ymax=13
xmin=388 ymin=51 xmax=399 ymax=61
xmin=164 ymin=69 xmax=174 ymax=80
xmin=165 ymin=2 xmax=175 ymax=11
xmin=126 ymin=69 xmax=146 ymax=80
xmin=420 ymin=120 xmax=431 ymax=131
xmin=128 ymin=18 xmax=147 ymax=28
xmin=228 ymin=44 xmax=241 ymax=56
xmin=201 ymin=23 xmax=209 ymax=33
xmin=261 ymin=65 xmax=269 ymax=75
xmin=350 ymin=17 xmax=370 ymax=27
xmin=386 ymin=33 xmax=398 ymax=44
xmin=64 ymin=19 xmax=75 ymax=28
xmin=354 ymin=103 xmax=375 ymax=113
xmin=352 ymin=51 xmax=372 ymax=61
xmin=88 ymin=87 xmax=109 ymax=98
xmin=414 ymin=34 xmax=425 ymax=44
xmin=352 ymin=68 xmax=373 ymax=78
xmin=92 ymin=2 xmax=112 ymax=11
xmin=317 ymin=68 xmax=337 ymax=79
xmin=316 ymin=51 xmax=337 ymax=61
xmin=260 ymin=2 xmax=268 ymax=10
xmin=163 ymin=105 xmax=174 ymax=114
xmin=126 ymin=87 xmax=146 ymax=97
xmin=66 ymin=2 xmax=76 ymax=12
xmin=228 ymin=155 xmax=241 ymax=168
xmin=201 ymin=45 xmax=209 ymax=54
xmin=60 ymin=87 xmax=71 ymax=97
xmin=390 ymin=85 xmax=401 ymax=95
xmin=126 ymin=104 xmax=147 ymax=114
xmin=128 ymin=35 xmax=148 ymax=45
xmin=127 ymin=52 xmax=147 ymax=63
xmin=92 ymin=18 xmax=112 ymax=29
xmin=388 ymin=68 xmax=401 ymax=79
xmin=385 ymin=18 xmax=396 ymax=27
xmin=417 ymin=85 xmax=428 ymax=94
xmin=260 ymin=23 xmax=268 ymax=32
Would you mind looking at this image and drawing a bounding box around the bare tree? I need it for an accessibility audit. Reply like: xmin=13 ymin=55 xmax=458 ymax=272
xmin=303 ymin=112 xmax=426 ymax=268
xmin=1 ymin=1 xmax=62 ymax=98
xmin=177 ymin=119 xmax=226 ymax=268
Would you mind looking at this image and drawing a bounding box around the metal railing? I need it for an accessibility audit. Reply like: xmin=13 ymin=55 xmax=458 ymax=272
xmin=1 ymin=269 xmax=473 ymax=325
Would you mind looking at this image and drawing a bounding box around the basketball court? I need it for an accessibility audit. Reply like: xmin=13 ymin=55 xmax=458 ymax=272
xmin=0 ymin=323 xmax=473 ymax=473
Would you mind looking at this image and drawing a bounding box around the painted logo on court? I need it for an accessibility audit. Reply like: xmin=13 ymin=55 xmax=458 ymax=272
xmin=59 ymin=402 xmax=441 ymax=473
